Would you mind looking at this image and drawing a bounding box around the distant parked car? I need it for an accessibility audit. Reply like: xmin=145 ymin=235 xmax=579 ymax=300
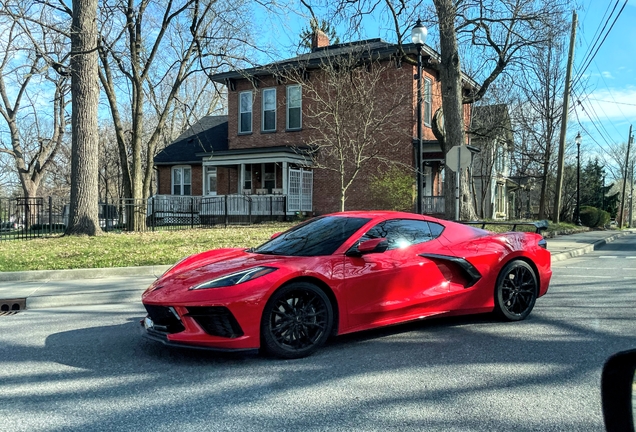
xmin=0 ymin=221 xmax=22 ymax=231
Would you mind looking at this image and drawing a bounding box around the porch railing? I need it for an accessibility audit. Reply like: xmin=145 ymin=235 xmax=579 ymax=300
xmin=421 ymin=196 xmax=445 ymax=215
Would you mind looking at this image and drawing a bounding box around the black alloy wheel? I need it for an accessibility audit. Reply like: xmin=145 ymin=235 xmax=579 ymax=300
xmin=494 ymin=260 xmax=538 ymax=321
xmin=261 ymin=282 xmax=333 ymax=359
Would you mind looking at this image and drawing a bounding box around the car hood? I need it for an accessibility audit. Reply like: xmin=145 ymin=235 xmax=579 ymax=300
xmin=144 ymin=248 xmax=310 ymax=299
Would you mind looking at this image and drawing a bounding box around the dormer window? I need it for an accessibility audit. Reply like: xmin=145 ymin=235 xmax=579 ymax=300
xmin=239 ymin=91 xmax=252 ymax=133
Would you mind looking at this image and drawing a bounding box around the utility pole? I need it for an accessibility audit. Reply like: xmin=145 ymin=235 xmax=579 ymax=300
xmin=619 ymin=125 xmax=632 ymax=229
xmin=629 ymin=160 xmax=634 ymax=228
xmin=553 ymin=10 xmax=577 ymax=223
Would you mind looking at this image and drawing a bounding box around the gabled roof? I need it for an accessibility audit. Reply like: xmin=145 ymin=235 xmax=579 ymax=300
xmin=208 ymin=39 xmax=478 ymax=90
xmin=469 ymin=104 xmax=513 ymax=145
xmin=154 ymin=115 xmax=228 ymax=165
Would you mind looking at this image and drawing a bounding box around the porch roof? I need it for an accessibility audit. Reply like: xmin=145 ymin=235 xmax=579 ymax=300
xmin=412 ymin=139 xmax=445 ymax=161
xmin=154 ymin=115 xmax=228 ymax=165
xmin=200 ymin=146 xmax=313 ymax=166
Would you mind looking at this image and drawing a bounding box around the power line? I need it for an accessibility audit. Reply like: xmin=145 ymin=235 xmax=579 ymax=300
xmin=572 ymin=0 xmax=628 ymax=90
xmin=587 ymin=97 xmax=636 ymax=107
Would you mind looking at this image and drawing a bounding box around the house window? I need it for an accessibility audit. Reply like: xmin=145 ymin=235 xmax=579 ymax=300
xmin=495 ymin=183 xmax=506 ymax=214
xmin=239 ymin=91 xmax=252 ymax=133
xmin=262 ymin=88 xmax=276 ymax=132
xmin=287 ymin=85 xmax=301 ymax=130
xmin=243 ymin=165 xmax=252 ymax=191
xmin=424 ymin=78 xmax=432 ymax=126
xmin=495 ymin=145 xmax=506 ymax=172
xmin=206 ymin=166 xmax=217 ymax=195
xmin=263 ymin=163 xmax=276 ymax=192
xmin=172 ymin=166 xmax=191 ymax=195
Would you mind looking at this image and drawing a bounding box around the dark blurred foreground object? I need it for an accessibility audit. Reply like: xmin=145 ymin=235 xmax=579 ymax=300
xmin=602 ymin=349 xmax=636 ymax=431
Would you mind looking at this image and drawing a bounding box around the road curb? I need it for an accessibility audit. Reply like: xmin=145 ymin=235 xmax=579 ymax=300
xmin=25 ymin=288 xmax=147 ymax=309
xmin=0 ymin=265 xmax=171 ymax=282
xmin=550 ymin=230 xmax=632 ymax=262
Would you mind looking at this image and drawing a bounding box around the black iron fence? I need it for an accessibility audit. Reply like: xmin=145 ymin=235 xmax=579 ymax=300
xmin=0 ymin=195 xmax=288 ymax=241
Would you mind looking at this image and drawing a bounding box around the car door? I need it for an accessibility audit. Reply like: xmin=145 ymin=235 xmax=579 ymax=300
xmin=341 ymin=218 xmax=455 ymax=332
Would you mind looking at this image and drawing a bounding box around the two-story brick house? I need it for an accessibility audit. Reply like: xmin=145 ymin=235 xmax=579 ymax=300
xmin=153 ymin=32 xmax=475 ymax=218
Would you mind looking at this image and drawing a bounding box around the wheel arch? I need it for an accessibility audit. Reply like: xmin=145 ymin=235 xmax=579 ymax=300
xmin=267 ymin=276 xmax=340 ymax=337
xmin=502 ymin=255 xmax=540 ymax=289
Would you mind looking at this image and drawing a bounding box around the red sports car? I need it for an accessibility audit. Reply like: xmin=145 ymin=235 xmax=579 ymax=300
xmin=141 ymin=211 xmax=551 ymax=358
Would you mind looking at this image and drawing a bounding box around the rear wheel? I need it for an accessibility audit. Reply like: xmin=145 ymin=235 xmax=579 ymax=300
xmin=261 ymin=282 xmax=333 ymax=359
xmin=494 ymin=260 xmax=538 ymax=321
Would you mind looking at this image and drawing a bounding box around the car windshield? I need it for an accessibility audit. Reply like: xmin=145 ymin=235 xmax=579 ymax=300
xmin=254 ymin=216 xmax=371 ymax=256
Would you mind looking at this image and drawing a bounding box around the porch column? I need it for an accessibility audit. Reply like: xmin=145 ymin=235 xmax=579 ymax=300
xmin=202 ymin=164 xmax=207 ymax=195
xmin=282 ymin=161 xmax=288 ymax=194
xmin=239 ymin=164 xmax=245 ymax=193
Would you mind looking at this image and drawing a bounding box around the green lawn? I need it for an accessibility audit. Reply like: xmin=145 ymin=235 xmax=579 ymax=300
xmin=0 ymin=222 xmax=294 ymax=272
xmin=0 ymin=220 xmax=592 ymax=272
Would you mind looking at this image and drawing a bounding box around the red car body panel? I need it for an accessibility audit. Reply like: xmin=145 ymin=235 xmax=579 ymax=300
xmin=141 ymin=211 xmax=552 ymax=352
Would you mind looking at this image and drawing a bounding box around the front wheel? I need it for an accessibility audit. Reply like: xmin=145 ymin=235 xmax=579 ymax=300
xmin=494 ymin=260 xmax=538 ymax=321
xmin=260 ymin=282 xmax=333 ymax=359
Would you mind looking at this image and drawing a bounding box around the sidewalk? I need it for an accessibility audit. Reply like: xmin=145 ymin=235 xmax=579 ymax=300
xmin=0 ymin=229 xmax=633 ymax=310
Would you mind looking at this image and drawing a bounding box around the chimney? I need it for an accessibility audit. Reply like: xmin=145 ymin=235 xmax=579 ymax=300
xmin=311 ymin=30 xmax=330 ymax=51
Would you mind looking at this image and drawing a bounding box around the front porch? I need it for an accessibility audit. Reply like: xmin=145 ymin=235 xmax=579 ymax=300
xmin=148 ymin=193 xmax=298 ymax=226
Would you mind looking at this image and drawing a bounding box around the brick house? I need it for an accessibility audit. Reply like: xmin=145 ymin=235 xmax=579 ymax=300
xmin=154 ymin=33 xmax=476 ymax=217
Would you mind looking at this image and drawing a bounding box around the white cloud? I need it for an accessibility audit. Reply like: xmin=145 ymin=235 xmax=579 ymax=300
xmin=601 ymin=71 xmax=614 ymax=79
xmin=578 ymin=87 xmax=636 ymax=121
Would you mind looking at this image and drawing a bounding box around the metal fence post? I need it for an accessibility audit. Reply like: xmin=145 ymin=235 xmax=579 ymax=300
xmin=48 ymin=196 xmax=53 ymax=234
xmin=190 ymin=197 xmax=194 ymax=229
xmin=151 ymin=197 xmax=155 ymax=232
xmin=224 ymin=195 xmax=228 ymax=227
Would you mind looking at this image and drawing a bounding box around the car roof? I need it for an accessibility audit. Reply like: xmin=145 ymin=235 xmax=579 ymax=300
xmin=323 ymin=210 xmax=442 ymax=223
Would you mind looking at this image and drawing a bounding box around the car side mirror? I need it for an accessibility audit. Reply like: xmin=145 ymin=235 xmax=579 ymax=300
xmin=270 ymin=232 xmax=282 ymax=239
xmin=601 ymin=348 xmax=636 ymax=431
xmin=347 ymin=238 xmax=388 ymax=257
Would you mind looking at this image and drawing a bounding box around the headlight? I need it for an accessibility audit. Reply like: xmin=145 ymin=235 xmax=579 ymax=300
xmin=190 ymin=266 xmax=277 ymax=290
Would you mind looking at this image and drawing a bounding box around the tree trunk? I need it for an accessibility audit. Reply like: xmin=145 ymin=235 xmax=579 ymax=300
xmin=66 ymin=0 xmax=101 ymax=236
xmin=433 ymin=0 xmax=476 ymax=221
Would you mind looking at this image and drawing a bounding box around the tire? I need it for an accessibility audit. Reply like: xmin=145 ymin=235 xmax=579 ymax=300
xmin=493 ymin=260 xmax=538 ymax=321
xmin=261 ymin=282 xmax=333 ymax=359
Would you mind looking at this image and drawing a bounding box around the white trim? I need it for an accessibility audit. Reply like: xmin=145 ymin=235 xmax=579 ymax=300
xmin=203 ymin=151 xmax=312 ymax=166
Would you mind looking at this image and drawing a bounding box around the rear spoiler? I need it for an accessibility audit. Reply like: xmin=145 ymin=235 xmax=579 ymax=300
xmin=461 ymin=220 xmax=549 ymax=234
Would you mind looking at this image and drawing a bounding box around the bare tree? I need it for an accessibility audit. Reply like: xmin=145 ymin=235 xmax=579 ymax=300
xmin=97 ymin=0 xmax=251 ymax=230
xmin=282 ymin=50 xmax=410 ymax=211
xmin=512 ymin=36 xmax=567 ymax=219
xmin=304 ymin=0 xmax=571 ymax=219
xmin=0 ymin=4 xmax=70 ymax=200
xmin=66 ymin=0 xmax=102 ymax=235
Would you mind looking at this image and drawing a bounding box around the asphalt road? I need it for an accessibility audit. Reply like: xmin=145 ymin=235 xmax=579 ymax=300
xmin=1 ymin=237 xmax=636 ymax=432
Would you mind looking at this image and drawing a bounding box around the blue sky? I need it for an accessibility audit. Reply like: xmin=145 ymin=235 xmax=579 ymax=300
xmin=257 ymin=1 xmax=635 ymax=169
xmin=573 ymin=0 xmax=636 ymax=156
